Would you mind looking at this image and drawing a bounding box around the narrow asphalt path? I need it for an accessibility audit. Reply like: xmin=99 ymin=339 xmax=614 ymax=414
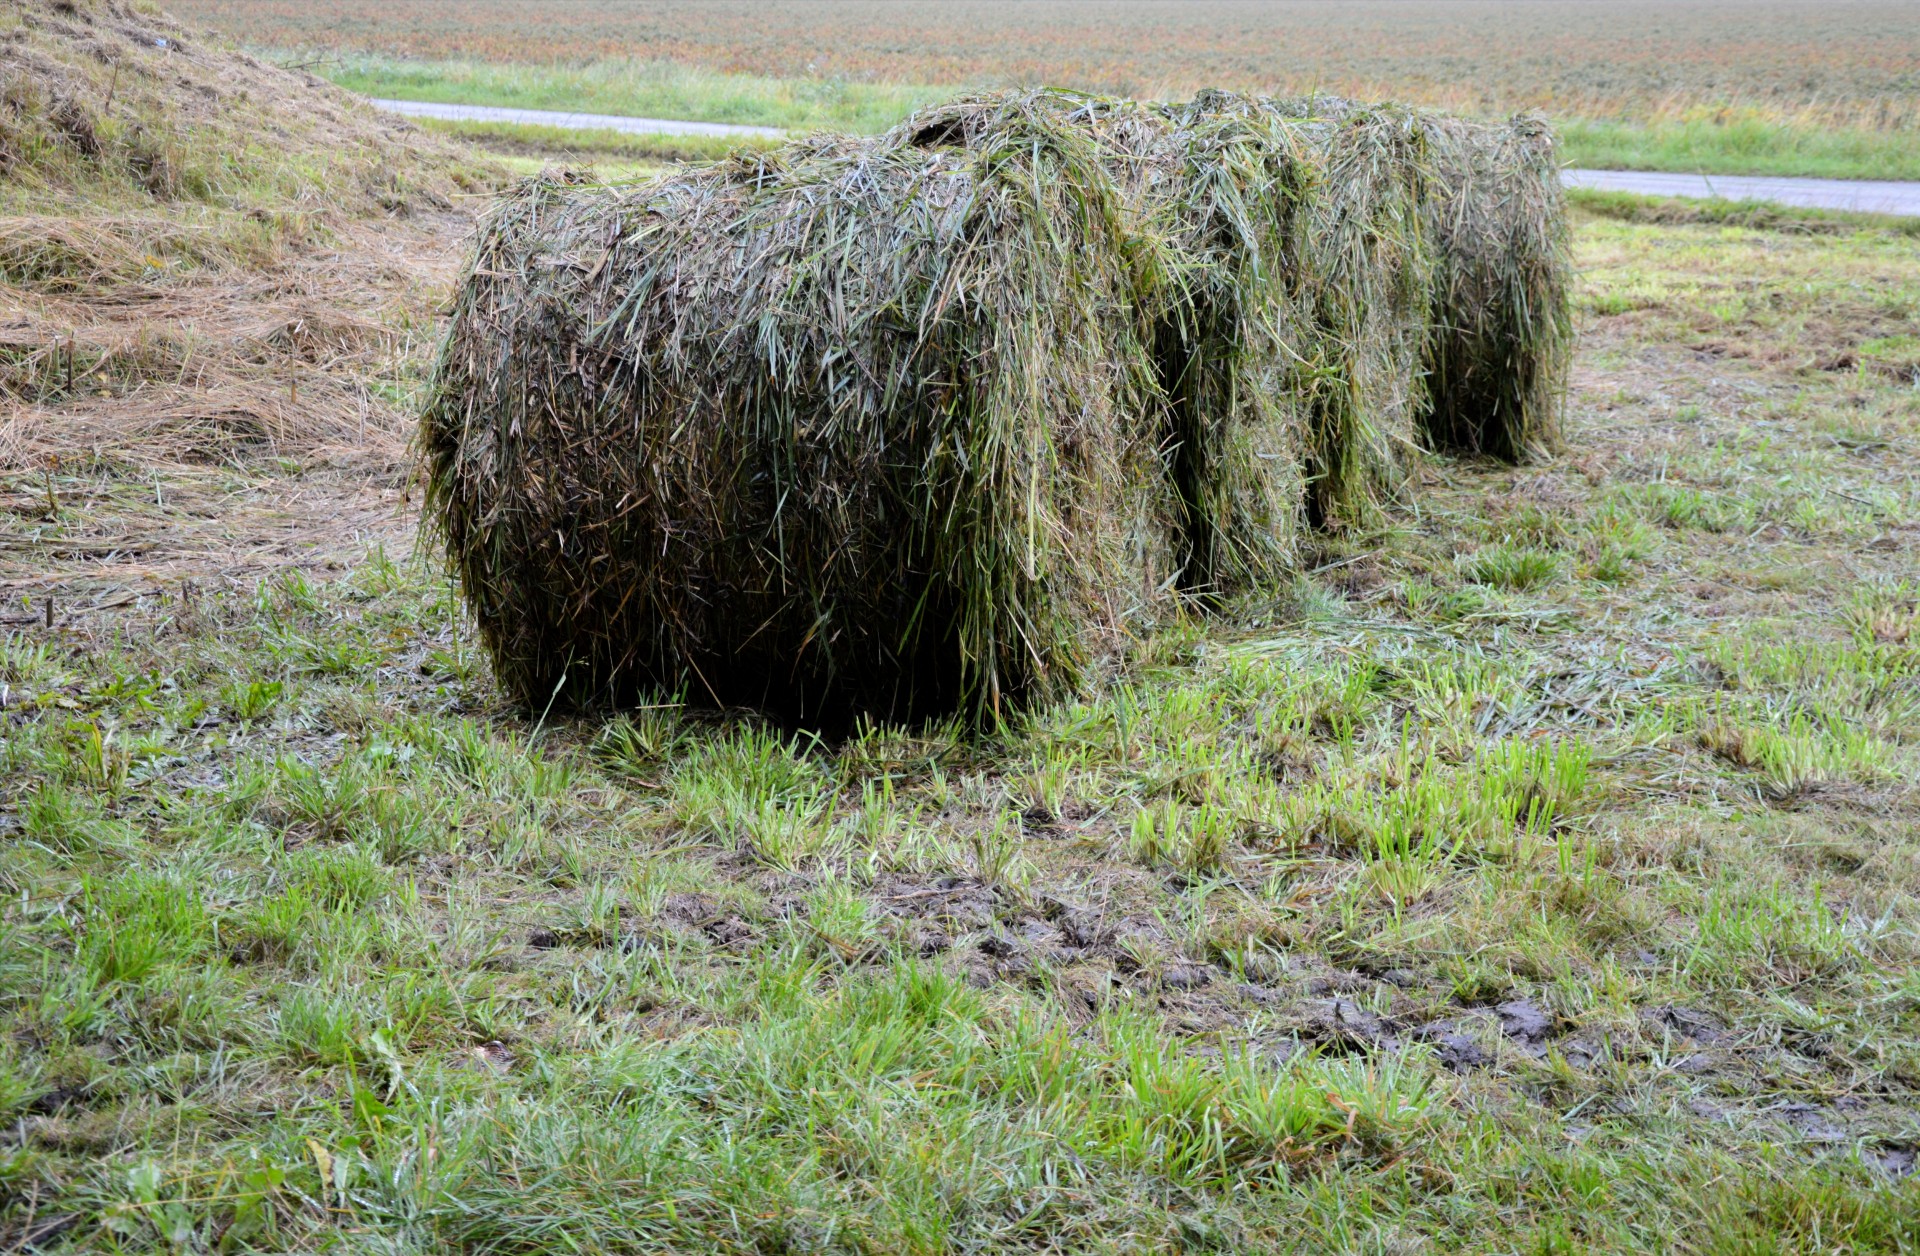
xmin=1560 ymin=168 xmax=1920 ymax=217
xmin=370 ymin=97 xmax=784 ymax=140
xmin=371 ymin=98 xmax=1919 ymax=217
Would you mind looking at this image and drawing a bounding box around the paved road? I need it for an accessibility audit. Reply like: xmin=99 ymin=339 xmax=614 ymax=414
xmin=1562 ymin=168 xmax=1920 ymax=217
xmin=370 ymin=97 xmax=784 ymax=140
xmin=370 ymin=98 xmax=1919 ymax=217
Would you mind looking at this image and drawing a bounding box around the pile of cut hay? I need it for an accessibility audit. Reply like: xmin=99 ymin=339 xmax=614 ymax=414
xmin=0 ymin=0 xmax=491 ymax=292
xmin=1 ymin=0 xmax=500 ymax=477
xmin=424 ymin=88 xmax=1571 ymax=724
xmin=421 ymin=132 xmax=1182 ymax=726
xmin=1246 ymin=96 xmax=1573 ymax=462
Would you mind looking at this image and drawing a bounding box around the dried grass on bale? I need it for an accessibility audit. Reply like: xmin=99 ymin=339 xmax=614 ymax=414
xmin=1136 ymin=94 xmax=1317 ymax=594
xmin=1202 ymin=94 xmax=1570 ymax=471
xmin=894 ymin=90 xmax=1320 ymax=596
xmin=421 ymin=134 xmax=1183 ymax=727
xmin=1415 ymin=114 xmax=1571 ymax=461
xmin=1233 ymin=94 xmax=1433 ymax=527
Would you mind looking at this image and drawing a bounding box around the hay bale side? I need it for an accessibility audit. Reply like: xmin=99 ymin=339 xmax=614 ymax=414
xmin=421 ymin=134 xmax=1180 ymax=726
xmin=1416 ymin=114 xmax=1572 ymax=462
xmin=1141 ymin=94 xmax=1316 ymax=595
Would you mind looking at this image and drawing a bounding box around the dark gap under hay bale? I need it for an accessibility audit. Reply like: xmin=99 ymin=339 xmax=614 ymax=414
xmin=420 ymin=133 xmax=1182 ymax=729
xmin=1414 ymin=113 xmax=1572 ymax=462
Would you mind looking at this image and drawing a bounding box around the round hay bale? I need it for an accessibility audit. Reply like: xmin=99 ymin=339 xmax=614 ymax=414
xmin=894 ymin=88 xmax=1320 ymax=595
xmin=1415 ymin=113 xmax=1572 ymax=462
xmin=420 ymin=133 xmax=1181 ymax=727
xmin=1140 ymin=92 xmax=1317 ymax=596
xmin=1248 ymin=94 xmax=1434 ymax=528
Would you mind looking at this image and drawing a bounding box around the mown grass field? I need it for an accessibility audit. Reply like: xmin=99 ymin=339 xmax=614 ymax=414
xmin=5 ymin=1 xmax=1920 ymax=1249
xmin=4 ymin=189 xmax=1918 ymax=1248
xmin=167 ymin=0 xmax=1920 ymax=179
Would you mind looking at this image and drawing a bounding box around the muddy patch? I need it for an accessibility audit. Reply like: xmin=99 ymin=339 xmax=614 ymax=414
xmin=1641 ymin=1004 xmax=1728 ymax=1045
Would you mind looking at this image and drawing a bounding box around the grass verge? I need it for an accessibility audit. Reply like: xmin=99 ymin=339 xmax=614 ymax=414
xmin=1559 ymin=114 xmax=1920 ymax=182
xmin=411 ymin=117 xmax=778 ymax=165
xmin=323 ymin=53 xmax=937 ymax=135
xmin=1569 ymin=188 xmax=1920 ymax=238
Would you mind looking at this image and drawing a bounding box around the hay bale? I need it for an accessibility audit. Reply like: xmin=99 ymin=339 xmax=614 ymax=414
xmin=894 ymin=89 xmax=1321 ymax=594
xmin=1136 ymin=93 xmax=1317 ymax=594
xmin=1241 ymin=94 xmax=1434 ymax=527
xmin=890 ymin=89 xmax=1568 ymax=565
xmin=1414 ymin=114 xmax=1572 ymax=461
xmin=425 ymin=87 xmax=1573 ymax=727
xmin=421 ymin=133 xmax=1181 ymax=726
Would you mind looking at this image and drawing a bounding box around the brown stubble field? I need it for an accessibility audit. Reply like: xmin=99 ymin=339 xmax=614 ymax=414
xmin=167 ymin=0 xmax=1920 ymax=127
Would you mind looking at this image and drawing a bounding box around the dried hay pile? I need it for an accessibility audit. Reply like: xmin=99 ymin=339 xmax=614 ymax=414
xmin=1252 ymin=95 xmax=1572 ymax=463
xmin=1254 ymin=94 xmax=1434 ymax=526
xmin=0 ymin=0 xmax=496 ymax=474
xmin=890 ymin=89 xmax=1432 ymax=571
xmin=1 ymin=0 xmax=487 ymax=285
xmin=426 ymin=88 xmax=1571 ymax=724
xmin=1 ymin=0 xmax=501 ymax=609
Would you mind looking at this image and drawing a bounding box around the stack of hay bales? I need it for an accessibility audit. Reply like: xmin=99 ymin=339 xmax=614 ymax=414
xmin=1252 ymin=96 xmax=1574 ymax=461
xmin=419 ymin=130 xmax=1182 ymax=726
xmin=890 ymin=90 xmax=1440 ymax=563
xmin=422 ymin=88 xmax=1572 ymax=725
xmin=1140 ymin=96 xmax=1318 ymax=592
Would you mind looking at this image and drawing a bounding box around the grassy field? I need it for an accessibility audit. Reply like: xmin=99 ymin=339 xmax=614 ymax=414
xmin=166 ymin=0 xmax=1920 ymax=180
xmin=6 ymin=190 xmax=1919 ymax=1247
xmin=5 ymin=2 xmax=1920 ymax=1249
